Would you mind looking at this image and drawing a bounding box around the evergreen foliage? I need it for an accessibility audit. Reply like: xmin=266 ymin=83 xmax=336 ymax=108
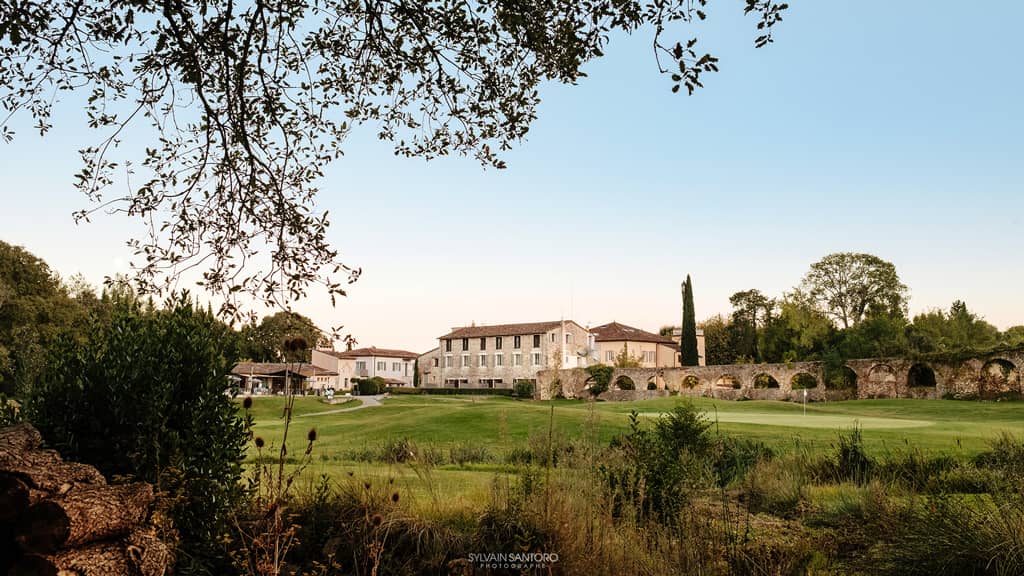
xmin=681 ymin=275 xmax=700 ymax=366
xmin=27 ymin=293 xmax=247 ymax=575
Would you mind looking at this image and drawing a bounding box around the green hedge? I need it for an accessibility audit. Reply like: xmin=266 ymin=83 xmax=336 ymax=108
xmin=385 ymin=386 xmax=516 ymax=396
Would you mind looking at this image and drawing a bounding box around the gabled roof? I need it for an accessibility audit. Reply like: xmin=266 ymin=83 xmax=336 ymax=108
xmin=591 ymin=322 xmax=678 ymax=346
xmin=318 ymin=346 xmax=419 ymax=360
xmin=232 ymin=362 xmax=338 ymax=377
xmin=439 ymin=320 xmax=576 ymax=339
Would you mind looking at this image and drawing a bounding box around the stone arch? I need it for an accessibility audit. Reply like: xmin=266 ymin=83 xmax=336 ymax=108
xmin=980 ymin=359 xmax=1020 ymax=398
xmin=682 ymin=374 xmax=701 ymax=389
xmin=790 ymin=372 xmax=818 ymax=389
xmin=866 ymin=364 xmax=897 ymax=397
xmin=825 ymin=366 xmax=858 ymax=390
xmin=646 ymin=375 xmax=658 ymax=390
xmin=753 ymin=373 xmax=780 ymax=389
xmin=714 ymin=374 xmax=742 ymax=389
xmin=907 ymin=363 xmax=937 ymax=388
xmin=614 ymin=375 xmax=636 ymax=390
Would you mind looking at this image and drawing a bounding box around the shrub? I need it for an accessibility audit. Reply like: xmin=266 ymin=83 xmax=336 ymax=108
xmin=380 ymin=437 xmax=418 ymax=463
xmin=745 ymin=456 xmax=810 ymax=518
xmin=872 ymin=495 xmax=1024 ymax=575
xmin=713 ymin=436 xmax=774 ymax=487
xmin=449 ymin=442 xmax=492 ymax=466
xmin=28 ymin=293 xmax=247 ymax=574
xmin=355 ymin=376 xmax=386 ymax=395
xmin=875 ymin=449 xmax=956 ymax=491
xmin=974 ymin=433 xmax=1024 ymax=479
xmin=615 ymin=376 xmax=636 ymax=390
xmin=928 ymin=465 xmax=1007 ymax=494
xmin=513 ymin=379 xmax=535 ymax=399
xmin=600 ymin=403 xmax=714 ymax=524
xmin=386 ymin=386 xmax=516 ymax=396
xmin=584 ymin=364 xmax=613 ymax=396
xmin=813 ymin=425 xmax=874 ymax=485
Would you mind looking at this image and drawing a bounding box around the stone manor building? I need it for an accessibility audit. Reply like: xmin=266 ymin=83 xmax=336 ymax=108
xmin=425 ymin=320 xmax=594 ymax=388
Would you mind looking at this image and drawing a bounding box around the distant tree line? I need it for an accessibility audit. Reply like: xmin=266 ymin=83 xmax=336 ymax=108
xmin=699 ymin=252 xmax=1024 ymax=368
xmin=0 ymin=240 xmax=334 ymax=401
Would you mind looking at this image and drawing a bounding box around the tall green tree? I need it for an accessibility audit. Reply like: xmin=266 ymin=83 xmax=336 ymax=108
xmin=237 ymin=310 xmax=326 ymax=363
xmin=0 ymin=241 xmax=87 ymax=396
xmin=0 ymin=1 xmax=787 ymax=317
xmin=800 ymin=252 xmax=908 ymax=329
xmin=699 ymin=315 xmax=738 ymax=366
xmin=727 ymin=288 xmax=775 ymax=362
xmin=1003 ymin=326 xmax=1024 ymax=347
xmin=680 ymin=275 xmax=699 ymax=366
xmin=907 ymin=300 xmax=1000 ymax=354
xmin=759 ymin=290 xmax=834 ymax=363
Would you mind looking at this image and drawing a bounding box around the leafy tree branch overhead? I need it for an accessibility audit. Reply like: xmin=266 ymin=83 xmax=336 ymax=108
xmin=0 ymin=0 xmax=787 ymax=319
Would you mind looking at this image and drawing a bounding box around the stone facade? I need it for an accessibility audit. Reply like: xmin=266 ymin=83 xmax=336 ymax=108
xmin=591 ymin=322 xmax=682 ymax=368
xmin=431 ymin=320 xmax=593 ymax=389
xmin=312 ymin=346 xmax=419 ymax=389
xmin=417 ymin=347 xmax=441 ymax=387
xmin=538 ymin=348 xmax=1024 ymax=401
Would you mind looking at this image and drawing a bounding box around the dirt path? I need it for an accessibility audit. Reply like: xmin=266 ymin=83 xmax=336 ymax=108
xmin=297 ymin=394 xmax=385 ymax=418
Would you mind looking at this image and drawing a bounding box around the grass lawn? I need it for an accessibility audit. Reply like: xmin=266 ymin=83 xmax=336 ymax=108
xmin=239 ymin=394 xmax=1024 ymax=511
xmin=244 ymin=395 xmax=1024 ymax=459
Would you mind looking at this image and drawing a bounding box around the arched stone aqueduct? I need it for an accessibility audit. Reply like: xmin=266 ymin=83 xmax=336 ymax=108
xmin=537 ymin=349 xmax=1024 ymax=402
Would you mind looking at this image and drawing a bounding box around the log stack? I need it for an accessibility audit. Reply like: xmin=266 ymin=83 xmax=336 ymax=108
xmin=0 ymin=423 xmax=170 ymax=576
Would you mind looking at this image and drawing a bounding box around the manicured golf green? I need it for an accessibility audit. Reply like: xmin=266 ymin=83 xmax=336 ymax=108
xmin=243 ymin=394 xmax=1024 ymax=459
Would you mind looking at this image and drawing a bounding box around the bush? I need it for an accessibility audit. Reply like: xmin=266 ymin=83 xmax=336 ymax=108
xmin=600 ymin=403 xmax=714 ymax=524
xmin=513 ymin=379 xmax=535 ymax=399
xmin=875 ymin=449 xmax=956 ymax=491
xmin=28 ymin=293 xmax=247 ymax=575
xmin=385 ymin=387 xmax=516 ymax=396
xmin=380 ymin=437 xmax=418 ymax=463
xmin=355 ymin=376 xmax=386 ymax=395
xmin=872 ymin=495 xmax=1024 ymax=575
xmin=713 ymin=436 xmax=774 ymax=487
xmin=449 ymin=442 xmax=492 ymax=466
xmin=745 ymin=457 xmax=810 ymax=518
xmin=813 ymin=425 xmax=874 ymax=485
xmin=974 ymin=433 xmax=1024 ymax=478
xmin=584 ymin=364 xmax=613 ymax=396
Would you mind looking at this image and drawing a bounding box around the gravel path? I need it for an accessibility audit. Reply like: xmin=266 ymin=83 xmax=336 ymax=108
xmin=297 ymin=394 xmax=385 ymax=417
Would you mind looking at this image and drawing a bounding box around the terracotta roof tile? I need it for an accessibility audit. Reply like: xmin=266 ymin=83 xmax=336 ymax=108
xmin=439 ymin=321 xmax=569 ymax=339
xmin=591 ymin=322 xmax=678 ymax=346
xmin=231 ymin=362 xmax=338 ymax=377
xmin=318 ymin=347 xmax=419 ymax=360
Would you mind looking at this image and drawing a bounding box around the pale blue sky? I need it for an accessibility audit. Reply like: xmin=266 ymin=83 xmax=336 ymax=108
xmin=2 ymin=1 xmax=1022 ymax=351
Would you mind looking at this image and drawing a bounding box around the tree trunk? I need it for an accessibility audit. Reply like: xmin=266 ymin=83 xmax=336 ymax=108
xmin=1 ymin=423 xmax=170 ymax=576
xmin=0 ymin=474 xmax=33 ymax=523
xmin=15 ymin=483 xmax=154 ymax=554
xmin=9 ymin=531 xmax=169 ymax=576
xmin=0 ymin=447 xmax=106 ymax=493
xmin=0 ymin=423 xmax=43 ymax=455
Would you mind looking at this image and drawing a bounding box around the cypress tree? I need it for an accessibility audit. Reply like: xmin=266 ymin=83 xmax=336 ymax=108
xmin=413 ymin=358 xmax=421 ymax=387
xmin=681 ymin=275 xmax=700 ymax=366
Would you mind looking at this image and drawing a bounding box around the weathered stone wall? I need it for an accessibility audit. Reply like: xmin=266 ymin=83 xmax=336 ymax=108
xmin=433 ymin=323 xmax=591 ymax=388
xmin=537 ymin=348 xmax=1024 ymax=402
xmin=597 ymin=389 xmax=671 ymax=402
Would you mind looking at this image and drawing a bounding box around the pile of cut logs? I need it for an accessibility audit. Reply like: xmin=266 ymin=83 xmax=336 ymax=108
xmin=0 ymin=423 xmax=170 ymax=576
